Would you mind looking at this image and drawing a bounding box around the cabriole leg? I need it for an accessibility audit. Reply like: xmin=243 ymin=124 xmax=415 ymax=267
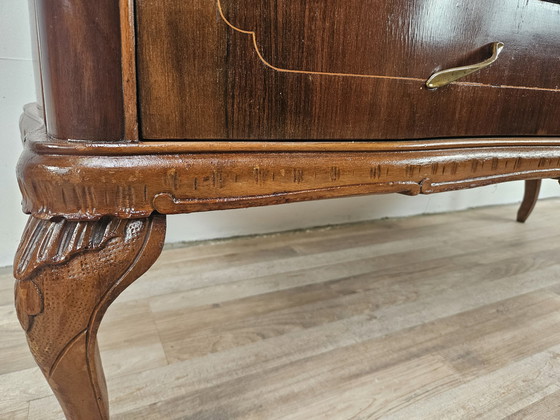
xmin=517 ymin=179 xmax=542 ymax=223
xmin=14 ymin=214 xmax=166 ymax=419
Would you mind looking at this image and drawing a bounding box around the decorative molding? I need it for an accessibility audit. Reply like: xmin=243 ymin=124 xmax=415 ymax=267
xmin=29 ymin=137 xmax=560 ymax=155
xmin=17 ymin=146 xmax=560 ymax=220
xmin=151 ymin=182 xmax=424 ymax=213
xmin=16 ymin=104 xmax=560 ymax=221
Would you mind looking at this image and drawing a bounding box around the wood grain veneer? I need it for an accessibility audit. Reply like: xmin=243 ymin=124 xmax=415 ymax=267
xmin=35 ymin=0 xmax=124 ymax=141
xmin=219 ymin=0 xmax=560 ymax=90
xmin=137 ymin=0 xmax=560 ymax=140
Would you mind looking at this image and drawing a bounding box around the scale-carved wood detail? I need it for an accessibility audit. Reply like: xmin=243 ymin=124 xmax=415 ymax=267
xmin=14 ymin=214 xmax=166 ymax=420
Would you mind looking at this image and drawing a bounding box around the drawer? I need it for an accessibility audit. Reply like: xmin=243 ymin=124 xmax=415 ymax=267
xmin=136 ymin=0 xmax=560 ymax=140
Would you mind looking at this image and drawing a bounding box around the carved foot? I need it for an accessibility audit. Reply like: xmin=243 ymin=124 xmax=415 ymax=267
xmin=517 ymin=180 xmax=542 ymax=223
xmin=14 ymin=214 xmax=166 ymax=419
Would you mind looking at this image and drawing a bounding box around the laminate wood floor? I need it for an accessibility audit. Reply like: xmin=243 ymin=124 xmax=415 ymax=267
xmin=2 ymin=199 xmax=560 ymax=419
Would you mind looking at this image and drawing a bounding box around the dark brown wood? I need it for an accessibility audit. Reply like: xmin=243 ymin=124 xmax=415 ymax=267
xmin=14 ymin=214 xmax=166 ymax=420
xmin=219 ymin=0 xmax=560 ymax=90
xmin=137 ymin=0 xmax=560 ymax=140
xmin=35 ymin=0 xmax=125 ymax=140
xmin=517 ymin=180 xmax=542 ymax=223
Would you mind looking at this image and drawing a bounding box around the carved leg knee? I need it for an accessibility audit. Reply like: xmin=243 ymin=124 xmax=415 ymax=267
xmin=14 ymin=214 xmax=166 ymax=419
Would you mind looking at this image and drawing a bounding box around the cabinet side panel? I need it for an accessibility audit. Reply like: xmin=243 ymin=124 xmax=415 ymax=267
xmin=35 ymin=0 xmax=124 ymax=141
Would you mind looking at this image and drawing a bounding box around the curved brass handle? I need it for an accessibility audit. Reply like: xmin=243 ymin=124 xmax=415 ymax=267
xmin=426 ymin=42 xmax=505 ymax=89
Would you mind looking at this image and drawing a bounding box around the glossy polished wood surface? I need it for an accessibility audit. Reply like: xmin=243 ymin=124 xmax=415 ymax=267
xmin=222 ymin=0 xmax=560 ymax=90
xmin=35 ymin=0 xmax=124 ymax=140
xmin=137 ymin=0 xmax=560 ymax=140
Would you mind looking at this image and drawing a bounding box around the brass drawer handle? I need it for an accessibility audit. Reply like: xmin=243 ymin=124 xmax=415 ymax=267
xmin=426 ymin=42 xmax=505 ymax=89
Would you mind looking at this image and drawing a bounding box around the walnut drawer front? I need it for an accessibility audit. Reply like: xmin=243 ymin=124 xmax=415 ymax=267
xmin=136 ymin=0 xmax=560 ymax=140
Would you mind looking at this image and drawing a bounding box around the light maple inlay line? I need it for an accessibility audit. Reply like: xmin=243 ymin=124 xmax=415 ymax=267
xmin=216 ymin=0 xmax=423 ymax=84
xmin=216 ymin=0 xmax=560 ymax=93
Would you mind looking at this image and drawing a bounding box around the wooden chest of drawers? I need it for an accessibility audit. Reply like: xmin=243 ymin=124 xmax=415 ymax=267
xmin=13 ymin=1 xmax=560 ymax=418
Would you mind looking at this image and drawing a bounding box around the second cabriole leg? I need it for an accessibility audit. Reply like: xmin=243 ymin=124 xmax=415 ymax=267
xmin=517 ymin=179 xmax=542 ymax=223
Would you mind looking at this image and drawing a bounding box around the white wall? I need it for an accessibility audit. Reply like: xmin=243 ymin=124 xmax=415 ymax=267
xmin=1 ymin=0 xmax=559 ymax=267
xmin=1 ymin=0 xmax=37 ymax=268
